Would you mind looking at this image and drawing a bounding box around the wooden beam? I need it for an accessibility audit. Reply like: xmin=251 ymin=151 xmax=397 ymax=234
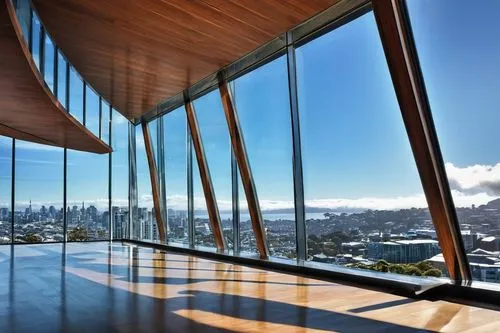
xmin=184 ymin=100 xmax=226 ymax=251
xmin=372 ymin=0 xmax=470 ymax=281
xmin=219 ymin=81 xmax=269 ymax=259
xmin=141 ymin=122 xmax=166 ymax=243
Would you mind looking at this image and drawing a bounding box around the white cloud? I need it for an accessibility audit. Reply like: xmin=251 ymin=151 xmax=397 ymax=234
xmin=446 ymin=162 xmax=500 ymax=196
xmin=449 ymin=190 xmax=497 ymax=208
xmin=15 ymin=141 xmax=63 ymax=152
xmin=305 ymin=195 xmax=428 ymax=211
xmin=112 ymin=113 xmax=130 ymax=125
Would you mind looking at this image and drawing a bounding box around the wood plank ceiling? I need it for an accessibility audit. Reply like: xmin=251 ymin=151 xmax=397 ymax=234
xmin=0 ymin=0 xmax=111 ymax=154
xmin=32 ymin=0 xmax=338 ymax=120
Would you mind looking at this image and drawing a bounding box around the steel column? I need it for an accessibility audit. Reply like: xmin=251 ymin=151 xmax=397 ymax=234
xmin=63 ymin=58 xmax=70 ymax=243
xmin=128 ymin=123 xmax=137 ymax=240
xmin=157 ymin=116 xmax=168 ymax=239
xmin=141 ymin=122 xmax=166 ymax=243
xmin=219 ymin=80 xmax=269 ymax=258
xmin=231 ymin=148 xmax=240 ymax=254
xmin=82 ymin=84 xmax=86 ymax=126
xmin=11 ymin=138 xmax=15 ymax=243
xmin=108 ymin=106 xmax=112 ymax=240
xmin=286 ymin=35 xmax=307 ymax=262
xmin=372 ymin=0 xmax=470 ymax=282
xmin=39 ymin=25 xmax=44 ymax=77
xmin=187 ymin=126 xmax=194 ymax=248
xmin=184 ymin=100 xmax=226 ymax=251
xmin=53 ymin=46 xmax=58 ymax=97
xmin=63 ymin=148 xmax=67 ymax=242
xmin=98 ymin=96 xmax=102 ymax=139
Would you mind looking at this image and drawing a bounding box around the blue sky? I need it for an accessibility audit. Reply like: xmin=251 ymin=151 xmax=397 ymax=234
xmin=2 ymin=0 xmax=499 ymax=212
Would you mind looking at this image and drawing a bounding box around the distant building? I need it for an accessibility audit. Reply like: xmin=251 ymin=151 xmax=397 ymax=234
xmin=478 ymin=236 xmax=500 ymax=252
xmin=429 ymin=249 xmax=500 ymax=283
xmin=367 ymin=239 xmax=441 ymax=263
xmin=311 ymin=252 xmax=335 ymax=264
xmin=341 ymin=242 xmax=366 ymax=256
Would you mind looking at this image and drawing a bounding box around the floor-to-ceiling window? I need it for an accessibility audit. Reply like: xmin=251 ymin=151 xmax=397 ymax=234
xmin=14 ymin=141 xmax=64 ymax=243
xmin=296 ymin=11 xmax=441 ymax=276
xmin=112 ymin=110 xmax=129 ymax=239
xmin=193 ymin=90 xmax=233 ymax=249
xmin=163 ymin=107 xmax=189 ymax=245
xmin=407 ymin=0 xmax=500 ymax=283
xmin=66 ymin=150 xmax=109 ymax=241
xmin=231 ymin=57 xmax=296 ymax=259
xmin=0 ymin=137 xmax=12 ymax=244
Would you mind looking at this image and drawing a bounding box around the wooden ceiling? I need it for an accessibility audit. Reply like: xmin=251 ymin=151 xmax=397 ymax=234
xmin=32 ymin=0 xmax=338 ymax=120
xmin=0 ymin=0 xmax=111 ymax=154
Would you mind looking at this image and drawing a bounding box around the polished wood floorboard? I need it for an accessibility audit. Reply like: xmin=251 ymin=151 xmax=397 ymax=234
xmin=0 ymin=242 xmax=498 ymax=333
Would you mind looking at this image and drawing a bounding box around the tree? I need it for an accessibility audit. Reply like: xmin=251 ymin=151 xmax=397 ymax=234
xmin=17 ymin=233 xmax=42 ymax=243
xmin=423 ymin=268 xmax=442 ymax=277
xmin=68 ymin=227 xmax=89 ymax=241
xmin=346 ymin=260 xmax=442 ymax=278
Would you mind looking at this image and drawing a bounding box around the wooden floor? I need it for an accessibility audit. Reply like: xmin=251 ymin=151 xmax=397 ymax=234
xmin=0 ymin=243 xmax=498 ymax=333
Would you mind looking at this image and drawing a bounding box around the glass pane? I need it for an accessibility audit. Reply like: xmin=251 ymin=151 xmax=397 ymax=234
xmin=69 ymin=67 xmax=84 ymax=123
xmin=163 ymin=107 xmax=188 ymax=245
xmin=85 ymin=86 xmax=100 ymax=136
xmin=31 ymin=12 xmax=41 ymax=70
xmin=408 ymin=0 xmax=500 ymax=283
xmin=66 ymin=150 xmax=109 ymax=241
xmin=14 ymin=0 xmax=30 ymax=44
xmin=193 ymin=91 xmax=233 ymax=249
xmin=14 ymin=141 xmax=63 ymax=243
xmin=112 ymin=109 xmax=129 ymax=239
xmin=296 ymin=12 xmax=443 ymax=277
xmin=101 ymin=99 xmax=110 ymax=144
xmin=136 ymin=125 xmax=158 ymax=242
xmin=231 ymin=56 xmax=296 ymax=259
xmin=57 ymin=52 xmax=67 ymax=107
xmin=0 ymin=136 xmax=12 ymax=244
xmin=43 ymin=35 xmax=55 ymax=93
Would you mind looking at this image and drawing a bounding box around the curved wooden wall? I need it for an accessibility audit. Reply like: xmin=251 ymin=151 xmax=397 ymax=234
xmin=32 ymin=0 xmax=337 ymax=120
xmin=0 ymin=0 xmax=111 ymax=154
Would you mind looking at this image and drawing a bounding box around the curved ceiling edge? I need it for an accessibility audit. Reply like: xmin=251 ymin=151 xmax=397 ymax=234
xmin=0 ymin=0 xmax=112 ymax=154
